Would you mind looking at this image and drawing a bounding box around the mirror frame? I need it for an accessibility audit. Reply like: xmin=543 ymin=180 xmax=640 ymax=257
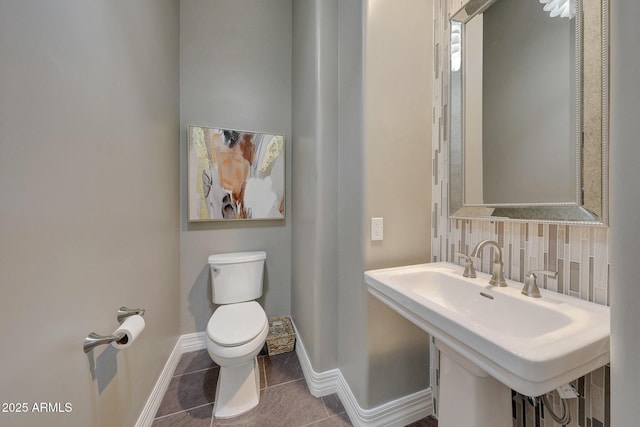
xmin=448 ymin=0 xmax=609 ymax=225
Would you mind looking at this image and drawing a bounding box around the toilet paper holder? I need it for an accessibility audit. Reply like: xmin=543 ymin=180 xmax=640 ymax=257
xmin=117 ymin=306 xmax=145 ymax=323
xmin=83 ymin=307 xmax=145 ymax=353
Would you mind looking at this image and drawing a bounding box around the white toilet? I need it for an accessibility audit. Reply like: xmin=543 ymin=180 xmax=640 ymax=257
xmin=205 ymin=251 xmax=269 ymax=419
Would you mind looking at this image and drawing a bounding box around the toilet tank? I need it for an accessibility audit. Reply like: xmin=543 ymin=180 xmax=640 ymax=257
xmin=208 ymin=251 xmax=266 ymax=304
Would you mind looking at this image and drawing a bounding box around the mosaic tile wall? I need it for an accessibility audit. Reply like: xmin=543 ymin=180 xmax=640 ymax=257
xmin=430 ymin=0 xmax=611 ymax=425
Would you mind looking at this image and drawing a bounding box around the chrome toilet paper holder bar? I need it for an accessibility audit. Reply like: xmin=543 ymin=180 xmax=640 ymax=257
xmin=83 ymin=331 xmax=127 ymax=353
xmin=117 ymin=306 xmax=145 ymax=323
xmin=83 ymin=307 xmax=145 ymax=353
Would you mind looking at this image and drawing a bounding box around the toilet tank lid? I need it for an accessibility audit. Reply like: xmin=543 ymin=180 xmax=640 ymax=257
xmin=208 ymin=251 xmax=266 ymax=265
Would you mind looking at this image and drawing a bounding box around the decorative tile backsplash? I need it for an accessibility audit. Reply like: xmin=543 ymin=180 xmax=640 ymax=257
xmin=430 ymin=0 xmax=611 ymax=425
xmin=440 ymin=221 xmax=609 ymax=305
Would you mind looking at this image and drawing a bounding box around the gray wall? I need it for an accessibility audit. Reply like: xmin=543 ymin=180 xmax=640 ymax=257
xmin=291 ymin=0 xmax=340 ymax=373
xmin=288 ymin=0 xmax=372 ymax=401
xmin=0 ymin=1 xmax=180 ymax=426
xmin=337 ymin=0 xmax=370 ymax=405
xmin=334 ymin=0 xmax=433 ymax=409
xmin=184 ymin=1 xmax=432 ymax=410
xmin=610 ymin=1 xmax=640 ymax=424
xmin=293 ymin=3 xmax=432 ymax=402
xmin=482 ymin=0 xmax=575 ymax=203
xmin=180 ymin=0 xmax=293 ymax=334
xmin=364 ymin=0 xmax=433 ymax=407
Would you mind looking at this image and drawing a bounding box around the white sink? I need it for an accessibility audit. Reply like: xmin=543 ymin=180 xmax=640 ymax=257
xmin=365 ymin=262 xmax=610 ymax=397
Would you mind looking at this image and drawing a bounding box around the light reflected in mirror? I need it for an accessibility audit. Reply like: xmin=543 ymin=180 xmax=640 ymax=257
xmin=449 ymin=0 xmax=608 ymax=224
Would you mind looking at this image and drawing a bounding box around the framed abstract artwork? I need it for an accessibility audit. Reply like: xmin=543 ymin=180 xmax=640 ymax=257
xmin=187 ymin=125 xmax=285 ymax=221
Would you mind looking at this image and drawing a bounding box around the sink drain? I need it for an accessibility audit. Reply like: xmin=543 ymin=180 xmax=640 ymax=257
xmin=480 ymin=292 xmax=494 ymax=300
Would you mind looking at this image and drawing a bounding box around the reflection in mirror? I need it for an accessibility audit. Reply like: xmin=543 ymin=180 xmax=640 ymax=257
xmin=464 ymin=0 xmax=577 ymax=205
xmin=449 ymin=0 xmax=608 ymax=224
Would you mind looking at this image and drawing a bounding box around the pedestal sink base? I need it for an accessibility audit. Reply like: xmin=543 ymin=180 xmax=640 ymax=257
xmin=437 ymin=339 xmax=511 ymax=427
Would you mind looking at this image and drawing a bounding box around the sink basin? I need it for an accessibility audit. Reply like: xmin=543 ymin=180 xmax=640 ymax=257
xmin=365 ymin=262 xmax=610 ymax=397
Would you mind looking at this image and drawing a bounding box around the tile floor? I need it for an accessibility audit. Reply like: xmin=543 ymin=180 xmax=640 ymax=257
xmin=152 ymin=349 xmax=438 ymax=427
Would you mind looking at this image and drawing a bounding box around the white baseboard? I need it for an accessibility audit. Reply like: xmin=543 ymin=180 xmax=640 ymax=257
xmin=135 ymin=337 xmax=183 ymax=427
xmin=293 ymin=322 xmax=434 ymax=427
xmin=137 ymin=328 xmax=433 ymax=427
xmin=180 ymin=331 xmax=206 ymax=352
xmin=134 ymin=333 xmax=206 ymax=427
xmin=294 ymin=336 xmax=341 ymax=397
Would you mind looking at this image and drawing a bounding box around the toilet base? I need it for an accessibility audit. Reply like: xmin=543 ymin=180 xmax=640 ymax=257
xmin=213 ymin=357 xmax=261 ymax=419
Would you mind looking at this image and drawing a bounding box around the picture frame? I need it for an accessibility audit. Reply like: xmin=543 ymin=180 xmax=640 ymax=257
xmin=187 ymin=125 xmax=285 ymax=221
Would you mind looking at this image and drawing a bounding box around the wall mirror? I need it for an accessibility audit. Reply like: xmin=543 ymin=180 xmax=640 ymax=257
xmin=449 ymin=0 xmax=609 ymax=224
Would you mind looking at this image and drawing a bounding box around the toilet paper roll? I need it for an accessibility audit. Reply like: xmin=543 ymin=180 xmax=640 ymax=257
xmin=111 ymin=315 xmax=145 ymax=349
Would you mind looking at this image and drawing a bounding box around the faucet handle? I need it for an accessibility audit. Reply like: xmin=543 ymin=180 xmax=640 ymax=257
xmin=522 ymin=270 xmax=557 ymax=298
xmin=454 ymin=252 xmax=477 ymax=278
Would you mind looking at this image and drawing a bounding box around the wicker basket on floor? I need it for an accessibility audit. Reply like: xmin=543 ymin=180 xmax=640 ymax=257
xmin=266 ymin=316 xmax=296 ymax=356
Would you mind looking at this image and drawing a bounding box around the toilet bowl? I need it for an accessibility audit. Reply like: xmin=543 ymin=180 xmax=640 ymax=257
xmin=205 ymin=301 xmax=269 ymax=418
xmin=205 ymin=251 xmax=268 ymax=419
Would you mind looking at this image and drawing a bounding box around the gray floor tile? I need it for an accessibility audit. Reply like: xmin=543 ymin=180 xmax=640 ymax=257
xmin=263 ymin=351 xmax=304 ymax=387
xmin=154 ymin=350 xmax=431 ymax=427
xmin=321 ymin=393 xmax=346 ymax=417
xmin=174 ymin=349 xmax=218 ymax=376
xmin=211 ymin=379 xmax=328 ymax=427
xmin=152 ymin=404 xmax=213 ymax=427
xmin=308 ymin=412 xmax=352 ymax=427
xmin=406 ymin=415 xmax=438 ymax=427
xmin=155 ymin=367 xmax=219 ymax=417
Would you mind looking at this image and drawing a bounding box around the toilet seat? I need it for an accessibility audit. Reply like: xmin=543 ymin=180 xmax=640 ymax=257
xmin=207 ymin=301 xmax=267 ymax=347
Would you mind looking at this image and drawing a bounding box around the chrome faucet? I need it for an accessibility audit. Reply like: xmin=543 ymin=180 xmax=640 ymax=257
xmin=522 ymin=270 xmax=557 ymax=298
xmin=454 ymin=252 xmax=477 ymax=278
xmin=470 ymin=240 xmax=507 ymax=287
